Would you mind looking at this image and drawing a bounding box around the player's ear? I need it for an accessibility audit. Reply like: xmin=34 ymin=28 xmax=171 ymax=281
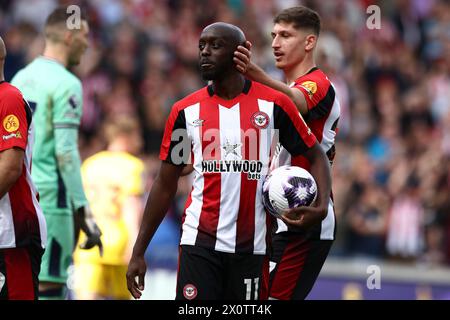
xmin=305 ymin=34 xmax=316 ymax=52
xmin=63 ymin=30 xmax=74 ymax=46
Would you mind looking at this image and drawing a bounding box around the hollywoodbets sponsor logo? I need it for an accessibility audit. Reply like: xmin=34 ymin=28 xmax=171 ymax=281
xmin=202 ymin=160 xmax=263 ymax=180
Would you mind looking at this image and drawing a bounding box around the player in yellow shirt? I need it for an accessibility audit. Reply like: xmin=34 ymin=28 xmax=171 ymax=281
xmin=73 ymin=117 xmax=145 ymax=299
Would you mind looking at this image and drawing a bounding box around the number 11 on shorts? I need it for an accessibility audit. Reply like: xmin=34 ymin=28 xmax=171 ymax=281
xmin=244 ymin=277 xmax=259 ymax=300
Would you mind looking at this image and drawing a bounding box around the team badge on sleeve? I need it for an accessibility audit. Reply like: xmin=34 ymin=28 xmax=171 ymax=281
xmin=251 ymin=111 xmax=270 ymax=129
xmin=299 ymin=81 xmax=317 ymax=99
xmin=3 ymin=115 xmax=20 ymax=132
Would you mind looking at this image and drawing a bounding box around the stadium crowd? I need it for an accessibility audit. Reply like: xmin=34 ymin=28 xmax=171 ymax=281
xmin=1 ymin=0 xmax=449 ymax=267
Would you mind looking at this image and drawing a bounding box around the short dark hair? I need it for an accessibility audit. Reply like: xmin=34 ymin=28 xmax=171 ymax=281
xmin=274 ymin=6 xmax=321 ymax=36
xmin=45 ymin=6 xmax=87 ymax=27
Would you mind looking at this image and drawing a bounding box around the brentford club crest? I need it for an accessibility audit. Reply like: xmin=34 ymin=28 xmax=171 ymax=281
xmin=183 ymin=284 xmax=198 ymax=300
xmin=251 ymin=111 xmax=269 ymax=129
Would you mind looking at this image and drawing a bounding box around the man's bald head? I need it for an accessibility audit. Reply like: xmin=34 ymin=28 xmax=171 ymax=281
xmin=202 ymin=22 xmax=246 ymax=48
xmin=199 ymin=22 xmax=246 ymax=81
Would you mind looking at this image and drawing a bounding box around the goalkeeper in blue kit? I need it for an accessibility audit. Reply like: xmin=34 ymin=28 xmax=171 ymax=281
xmin=11 ymin=7 xmax=102 ymax=299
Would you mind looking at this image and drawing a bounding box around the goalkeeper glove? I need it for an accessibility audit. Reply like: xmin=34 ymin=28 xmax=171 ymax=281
xmin=74 ymin=205 xmax=103 ymax=256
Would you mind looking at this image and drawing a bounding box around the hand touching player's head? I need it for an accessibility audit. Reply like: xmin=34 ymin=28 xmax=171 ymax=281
xmin=44 ymin=6 xmax=89 ymax=67
xmin=199 ymin=22 xmax=246 ymax=81
xmin=0 ymin=36 xmax=6 ymax=80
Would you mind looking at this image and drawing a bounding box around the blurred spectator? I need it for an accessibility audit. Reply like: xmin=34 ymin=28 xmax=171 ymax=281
xmin=346 ymin=184 xmax=388 ymax=258
xmin=386 ymin=175 xmax=425 ymax=261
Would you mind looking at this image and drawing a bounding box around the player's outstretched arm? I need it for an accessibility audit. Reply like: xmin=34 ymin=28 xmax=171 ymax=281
xmin=281 ymin=143 xmax=331 ymax=229
xmin=126 ymin=161 xmax=184 ymax=299
xmin=234 ymin=41 xmax=308 ymax=115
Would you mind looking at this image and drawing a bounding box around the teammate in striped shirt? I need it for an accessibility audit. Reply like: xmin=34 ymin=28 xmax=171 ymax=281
xmin=127 ymin=22 xmax=331 ymax=300
xmin=234 ymin=6 xmax=341 ymax=299
xmin=11 ymin=7 xmax=102 ymax=299
xmin=0 ymin=36 xmax=47 ymax=300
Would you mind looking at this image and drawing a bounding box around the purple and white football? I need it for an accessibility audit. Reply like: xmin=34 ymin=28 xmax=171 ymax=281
xmin=262 ymin=165 xmax=317 ymax=218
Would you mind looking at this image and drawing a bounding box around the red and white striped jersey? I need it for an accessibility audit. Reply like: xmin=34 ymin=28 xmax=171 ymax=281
xmin=160 ymin=80 xmax=316 ymax=255
xmin=0 ymin=81 xmax=47 ymax=249
xmin=272 ymin=67 xmax=340 ymax=240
